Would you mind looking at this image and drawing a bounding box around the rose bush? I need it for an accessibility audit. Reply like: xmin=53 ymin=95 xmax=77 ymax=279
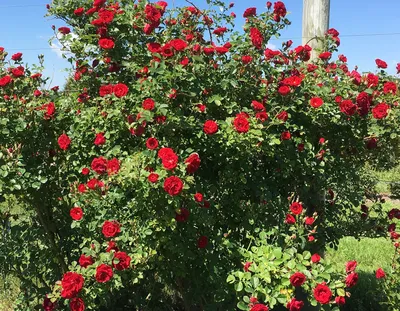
xmin=1 ymin=0 xmax=400 ymax=310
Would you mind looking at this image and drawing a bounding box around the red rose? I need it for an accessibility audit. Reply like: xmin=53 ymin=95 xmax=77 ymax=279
xmin=148 ymin=173 xmax=159 ymax=183
xmin=383 ymin=82 xmax=397 ymax=94
xmin=345 ymin=272 xmax=358 ymax=288
xmin=113 ymin=83 xmax=128 ymax=98
xmin=313 ymin=283 xmax=332 ymax=304
xmin=11 ymin=52 xmax=23 ymax=61
xmin=249 ymin=27 xmax=263 ymax=49
xmin=242 ymin=55 xmax=253 ymax=64
xmin=233 ymin=115 xmax=250 ymax=133
xmin=213 ymin=27 xmax=227 ymax=36
xmin=197 ymin=235 xmax=208 ymax=248
xmin=146 ymin=137 xmax=159 ymax=150
xmin=345 ymin=260 xmax=357 ymax=273
xmin=243 ymin=7 xmax=256 ymax=17
xmin=58 ymin=26 xmax=71 ymax=34
xmin=44 ymin=102 xmax=56 ymax=119
xmin=372 ymin=103 xmax=389 ymax=119
xmin=12 ymin=67 xmax=24 ymax=77
xmin=273 ymin=1 xmax=287 ymax=17
xmin=0 ymin=75 xmax=12 ymax=87
xmin=290 ymin=272 xmax=306 ymax=287
xmin=281 ymin=131 xmax=291 ymax=140
xmin=305 ymin=217 xmax=315 ymax=225
xmin=78 ymin=184 xmax=87 ymax=193
xmin=356 ymin=92 xmax=371 ymax=116
xmin=99 ymin=10 xmax=115 ymax=23
xmin=169 ymin=39 xmax=187 ymax=51
xmin=99 ymin=84 xmax=113 ymax=97
xmin=319 ymin=52 xmax=331 ymax=60
xmin=145 ymin=4 xmax=162 ymax=23
xmin=113 ymin=252 xmax=131 ymax=270
xmin=185 ymin=153 xmax=201 ymax=174
xmin=58 ymin=133 xmax=71 ymax=150
xmin=74 ymin=7 xmax=85 ymax=15
xmin=366 ymin=73 xmax=379 ymax=87
xmin=335 ymin=296 xmax=345 ymax=305
xmin=376 ymin=268 xmax=386 ymax=279
xmin=175 ymin=207 xmax=190 ymax=222
xmin=70 ymin=297 xmax=85 ymax=311
xmin=60 ymin=272 xmax=84 ymax=299
xmin=43 ymin=297 xmax=56 ymax=311
xmin=142 ymin=98 xmax=155 ymax=110
xmin=203 ymin=120 xmax=218 ymax=135
xmin=194 ymin=192 xmax=203 ymax=202
xmin=278 ymin=85 xmax=290 ymax=96
xmin=79 ymin=254 xmax=94 ymax=268
xmin=250 ymin=304 xmax=269 ymax=311
xmin=99 ymin=38 xmax=115 ymax=49
xmin=339 ymin=100 xmax=357 ymax=116
xmin=91 ymin=157 xmax=108 ymax=174
xmin=243 ymin=261 xmax=252 ymax=272
xmin=94 ymin=133 xmax=106 ymax=146
xmin=164 ymin=176 xmax=184 ymax=196
xmin=375 ymin=58 xmax=388 ymax=69
xmin=70 ymin=207 xmax=83 ymax=221
xmin=107 ymin=158 xmax=120 ymax=175
xmin=290 ymin=202 xmax=303 ymax=215
xmin=255 ymin=111 xmax=268 ymax=122
xmin=287 ymin=298 xmax=304 ymax=311
xmin=102 ymin=220 xmax=121 ymax=238
xmin=285 ymin=214 xmax=296 ymax=224
xmin=311 ymin=253 xmax=321 ymax=263
xmin=158 ymin=148 xmax=178 ymax=170
xmin=310 ymin=97 xmax=323 ymax=108
xmin=276 ymin=111 xmax=288 ymax=122
xmin=95 ymin=264 xmax=113 ymax=283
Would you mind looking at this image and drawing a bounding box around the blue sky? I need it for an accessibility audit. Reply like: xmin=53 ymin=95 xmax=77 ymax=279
xmin=1 ymin=0 xmax=399 ymax=88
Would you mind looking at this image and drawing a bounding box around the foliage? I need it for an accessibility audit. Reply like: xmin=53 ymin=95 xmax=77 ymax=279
xmin=1 ymin=0 xmax=400 ymax=310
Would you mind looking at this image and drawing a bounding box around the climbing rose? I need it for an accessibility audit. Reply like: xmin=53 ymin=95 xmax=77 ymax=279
xmin=310 ymin=97 xmax=323 ymax=108
xmin=311 ymin=253 xmax=321 ymax=263
xmin=146 ymin=137 xmax=159 ymax=150
xmin=233 ymin=114 xmax=250 ymax=133
xmin=107 ymin=158 xmax=120 ymax=175
xmin=94 ymin=133 xmax=106 ymax=145
xmin=345 ymin=260 xmax=357 ymax=273
xmin=102 ymin=220 xmax=121 ymax=238
xmin=372 ymin=103 xmax=389 ymax=119
xmin=58 ymin=26 xmax=71 ymax=34
xmin=175 ymin=208 xmax=190 ymax=222
xmin=250 ymin=304 xmax=269 ymax=311
xmin=70 ymin=207 xmax=83 ymax=221
xmin=273 ymin=1 xmax=287 ymax=17
xmin=197 ymin=235 xmax=208 ymax=248
xmin=249 ymin=27 xmax=263 ymax=49
xmin=91 ymin=157 xmax=108 ymax=174
xmin=95 ymin=264 xmax=113 ymax=283
xmin=243 ymin=7 xmax=256 ymax=17
xmin=58 ymin=134 xmax=71 ymax=150
xmin=375 ymin=58 xmax=388 ymax=69
xmin=281 ymin=131 xmax=291 ymax=140
xmin=99 ymin=84 xmax=113 ymax=97
xmin=376 ymin=268 xmax=386 ymax=279
xmin=142 ymin=98 xmax=155 ymax=110
xmin=290 ymin=202 xmax=303 ymax=215
xmin=194 ymin=192 xmax=203 ymax=202
xmin=290 ymin=272 xmax=306 ymax=287
xmin=113 ymin=252 xmax=131 ymax=270
xmin=313 ymin=283 xmax=332 ymax=304
xmin=79 ymin=255 xmax=94 ymax=268
xmin=203 ymin=120 xmax=218 ymax=135
xmin=113 ymin=83 xmax=128 ymax=98
xmin=148 ymin=173 xmax=159 ymax=183
xmin=285 ymin=214 xmax=296 ymax=224
xmin=345 ymin=272 xmax=358 ymax=288
xmin=11 ymin=52 xmax=23 ymax=61
xmin=69 ymin=297 xmax=85 ymax=311
xmin=185 ymin=153 xmax=201 ymax=174
xmin=287 ymin=298 xmax=304 ymax=311
xmin=335 ymin=296 xmax=346 ymax=305
xmin=158 ymin=148 xmax=178 ymax=170
xmin=60 ymin=272 xmax=84 ymax=299
xmin=164 ymin=176 xmax=184 ymax=196
xmin=340 ymin=100 xmax=357 ymax=116
xmin=99 ymin=38 xmax=115 ymax=49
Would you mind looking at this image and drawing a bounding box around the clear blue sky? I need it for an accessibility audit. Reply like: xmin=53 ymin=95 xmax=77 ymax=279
xmin=1 ymin=0 xmax=399 ymax=88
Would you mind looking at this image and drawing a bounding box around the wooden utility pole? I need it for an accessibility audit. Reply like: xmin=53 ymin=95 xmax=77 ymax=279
xmin=302 ymin=0 xmax=330 ymax=60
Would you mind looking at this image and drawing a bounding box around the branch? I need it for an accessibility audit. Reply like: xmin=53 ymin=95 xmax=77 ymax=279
xmin=184 ymin=0 xmax=213 ymax=44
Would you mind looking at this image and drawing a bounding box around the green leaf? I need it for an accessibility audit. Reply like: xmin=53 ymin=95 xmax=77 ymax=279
xmin=235 ymin=281 xmax=243 ymax=292
xmin=226 ymin=275 xmax=235 ymax=284
xmin=237 ymin=301 xmax=248 ymax=310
